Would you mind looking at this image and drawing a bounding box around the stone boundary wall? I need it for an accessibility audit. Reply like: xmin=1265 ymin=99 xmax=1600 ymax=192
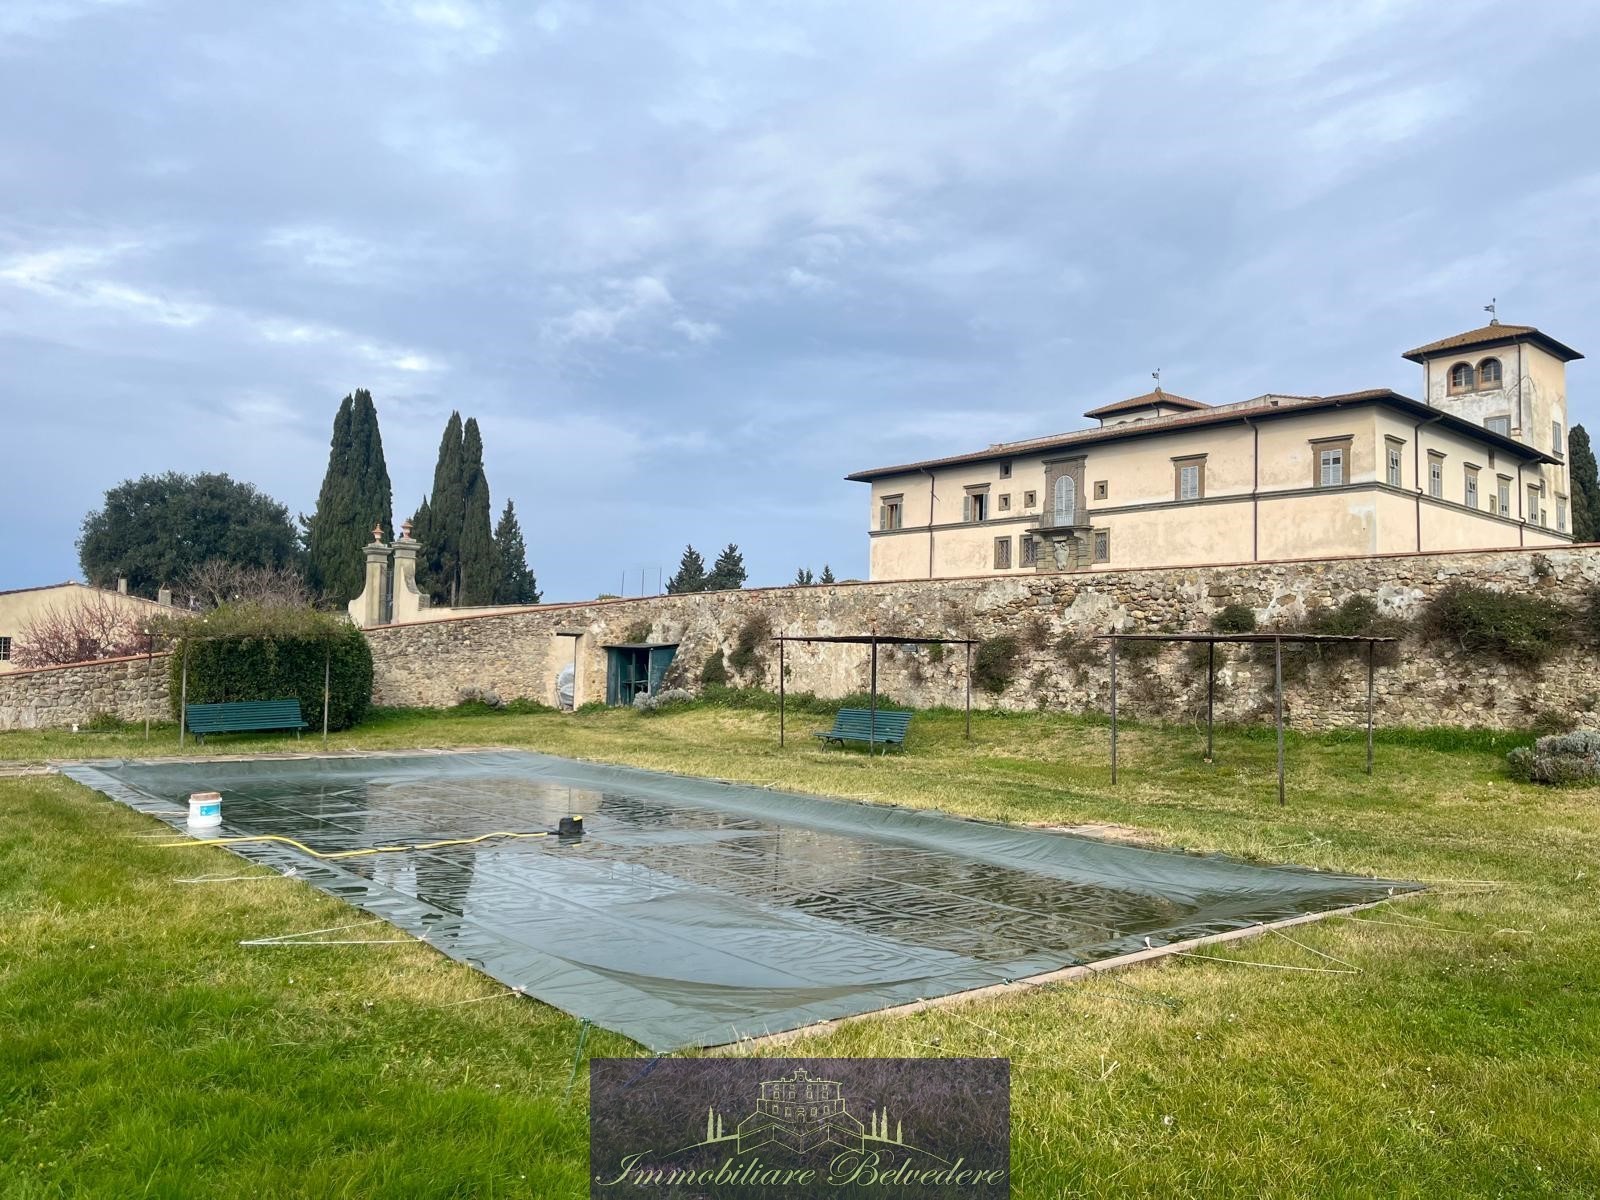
xmin=0 ymin=652 xmax=171 ymax=731
xmin=3 ymin=546 xmax=1596 ymax=732
xmin=365 ymin=544 xmax=1600 ymax=732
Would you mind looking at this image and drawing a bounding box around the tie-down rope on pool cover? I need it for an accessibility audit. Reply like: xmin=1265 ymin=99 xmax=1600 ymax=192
xmin=59 ymin=751 xmax=1419 ymax=1052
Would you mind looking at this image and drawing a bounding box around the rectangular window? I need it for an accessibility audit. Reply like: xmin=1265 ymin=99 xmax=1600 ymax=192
xmin=1020 ymin=535 xmax=1038 ymax=567
xmin=997 ymin=493 xmax=1011 ymax=512
xmin=1093 ymin=480 xmax=1108 ymax=500
xmin=0 ymin=636 xmax=9 ymax=662
xmin=1386 ymin=443 xmax=1403 ymax=487
xmin=1022 ymin=490 xmax=1037 ymax=508
xmin=1092 ymin=530 xmax=1109 ymax=563
xmin=1553 ymin=421 xmax=1564 ymax=456
xmin=1428 ymin=453 xmax=1444 ymax=499
xmin=1557 ymin=498 xmax=1568 ymax=533
xmin=993 ymin=536 xmax=1012 ymax=569
xmin=1486 ymin=415 xmax=1510 ymax=437
xmin=963 ymin=490 xmax=989 ymax=522
xmin=1318 ymin=447 xmax=1345 ymax=487
xmin=1173 ymin=459 xmax=1204 ymax=501
xmin=1464 ymin=466 xmax=1479 ymax=508
xmin=1497 ymin=477 xmax=1512 ymax=515
xmin=1528 ymin=484 xmax=1542 ymax=526
xmin=999 ymin=462 xmax=1012 ymax=479
xmin=879 ymin=495 xmax=903 ymax=530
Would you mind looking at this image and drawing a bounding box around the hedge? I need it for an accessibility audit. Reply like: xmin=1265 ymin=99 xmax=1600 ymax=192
xmin=166 ymin=603 xmax=373 ymax=731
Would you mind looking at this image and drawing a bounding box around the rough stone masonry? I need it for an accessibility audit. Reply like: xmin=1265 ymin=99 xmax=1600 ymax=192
xmin=2 ymin=545 xmax=1596 ymax=732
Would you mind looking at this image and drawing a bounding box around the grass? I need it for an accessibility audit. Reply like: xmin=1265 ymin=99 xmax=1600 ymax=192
xmin=3 ymin=701 xmax=1599 ymax=1196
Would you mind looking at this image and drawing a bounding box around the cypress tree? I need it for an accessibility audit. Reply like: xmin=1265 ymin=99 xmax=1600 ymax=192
xmin=706 ymin=543 xmax=747 ymax=590
xmin=416 ymin=413 xmax=465 ymax=605
xmin=305 ymin=390 xmax=393 ymax=604
xmin=492 ymin=500 xmax=541 ymax=604
xmin=793 ymin=567 xmax=814 ymax=586
xmin=458 ymin=418 xmax=496 ymax=605
xmin=1570 ymin=424 xmax=1599 ymax=542
xmin=819 ymin=564 xmax=835 ymax=584
xmin=666 ymin=545 xmax=707 ymax=593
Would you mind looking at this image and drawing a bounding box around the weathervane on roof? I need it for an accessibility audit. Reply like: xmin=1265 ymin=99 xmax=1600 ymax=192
xmin=1151 ymin=368 xmax=1162 ymax=395
xmin=1484 ymin=298 xmax=1498 ymax=325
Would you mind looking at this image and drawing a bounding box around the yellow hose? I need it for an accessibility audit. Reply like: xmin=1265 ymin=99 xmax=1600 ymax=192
xmin=158 ymin=830 xmax=553 ymax=860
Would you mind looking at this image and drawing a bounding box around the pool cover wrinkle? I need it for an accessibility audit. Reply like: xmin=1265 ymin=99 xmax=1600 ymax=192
xmin=60 ymin=750 xmax=1417 ymax=1051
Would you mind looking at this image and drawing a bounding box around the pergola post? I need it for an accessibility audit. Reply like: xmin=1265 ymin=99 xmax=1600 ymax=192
xmin=964 ymin=641 xmax=972 ymax=740
xmin=778 ymin=636 xmax=786 ymax=748
xmin=1205 ymin=640 xmax=1215 ymax=762
xmin=178 ymin=643 xmax=189 ymax=748
xmin=1109 ymin=638 xmax=1119 ymax=785
xmin=1274 ymin=636 xmax=1285 ymax=806
xmin=869 ymin=636 xmax=879 ymax=756
xmin=1365 ymin=639 xmax=1375 ymax=776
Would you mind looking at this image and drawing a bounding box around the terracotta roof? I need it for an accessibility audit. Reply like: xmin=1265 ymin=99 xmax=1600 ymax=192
xmin=0 ymin=580 xmax=168 ymax=606
xmin=1402 ymin=323 xmax=1583 ymax=363
xmin=1082 ymin=390 xmax=1209 ymax=419
xmin=845 ymin=388 xmax=1557 ymax=481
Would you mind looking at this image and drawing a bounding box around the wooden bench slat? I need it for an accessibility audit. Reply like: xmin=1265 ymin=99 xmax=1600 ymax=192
xmin=814 ymin=707 xmax=912 ymax=749
xmin=184 ymin=699 xmax=308 ymax=742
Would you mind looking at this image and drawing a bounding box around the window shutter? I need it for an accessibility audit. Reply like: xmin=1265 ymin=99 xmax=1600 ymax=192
xmin=879 ymin=504 xmax=888 ymax=530
xmin=963 ymin=495 xmax=972 ymax=523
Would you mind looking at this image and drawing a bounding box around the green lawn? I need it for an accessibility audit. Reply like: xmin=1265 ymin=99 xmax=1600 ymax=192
xmin=3 ymin=703 xmax=1598 ymax=1197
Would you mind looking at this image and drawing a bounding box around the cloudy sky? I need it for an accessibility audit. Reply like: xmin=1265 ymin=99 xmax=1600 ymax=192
xmin=3 ymin=0 xmax=1596 ymax=599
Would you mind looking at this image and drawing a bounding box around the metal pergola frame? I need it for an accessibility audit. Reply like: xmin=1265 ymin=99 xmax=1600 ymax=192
xmin=1097 ymin=632 xmax=1399 ymax=805
xmin=771 ymin=633 xmax=979 ymax=749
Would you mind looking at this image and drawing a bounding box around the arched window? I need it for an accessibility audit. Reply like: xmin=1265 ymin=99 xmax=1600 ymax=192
xmin=1478 ymin=357 xmax=1502 ymax=386
xmin=1449 ymin=362 xmax=1474 ymax=391
xmin=1052 ymin=475 xmax=1076 ymax=526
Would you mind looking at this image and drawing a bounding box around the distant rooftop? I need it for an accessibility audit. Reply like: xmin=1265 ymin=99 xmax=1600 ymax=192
xmin=1402 ymin=322 xmax=1583 ymax=363
xmin=1082 ymin=390 xmax=1208 ymax=420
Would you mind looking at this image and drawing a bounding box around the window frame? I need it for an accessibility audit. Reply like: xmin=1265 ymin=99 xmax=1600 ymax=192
xmin=0 ymin=635 xmax=10 ymax=663
xmin=963 ymin=485 xmax=990 ymax=524
xmin=1497 ymin=475 xmax=1512 ymax=516
xmin=1092 ymin=529 xmax=1110 ymax=563
xmin=997 ymin=492 xmax=1011 ymax=512
xmin=1093 ymin=480 xmax=1108 ymax=501
xmin=1311 ymin=436 xmax=1353 ymax=488
xmin=993 ymin=535 xmax=1012 ymax=569
xmin=1557 ymin=496 xmax=1569 ymax=534
xmin=1022 ymin=490 xmax=1037 ymax=509
xmin=1020 ymin=535 xmax=1038 ymax=567
xmin=1448 ymin=362 xmax=1474 ymax=393
xmin=1385 ymin=437 xmax=1404 ymax=487
xmin=1464 ymin=464 xmax=1479 ymax=508
xmin=1528 ymin=483 xmax=1543 ymax=526
xmin=1553 ymin=420 xmax=1564 ymax=457
xmin=999 ymin=461 xmax=1013 ymax=480
xmin=878 ymin=493 xmax=904 ymax=531
xmin=1477 ymin=357 xmax=1503 ymax=387
xmin=1485 ymin=415 xmax=1510 ymax=437
xmin=1427 ymin=451 xmax=1445 ymax=500
xmin=1172 ymin=454 xmax=1206 ymax=502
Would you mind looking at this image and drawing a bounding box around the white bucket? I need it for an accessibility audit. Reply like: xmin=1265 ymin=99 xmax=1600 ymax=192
xmin=188 ymin=791 xmax=223 ymax=828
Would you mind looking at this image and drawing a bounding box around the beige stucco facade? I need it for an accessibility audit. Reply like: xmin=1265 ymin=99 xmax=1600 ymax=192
xmin=857 ymin=325 xmax=1578 ymax=581
xmin=0 ymin=582 xmax=173 ymax=673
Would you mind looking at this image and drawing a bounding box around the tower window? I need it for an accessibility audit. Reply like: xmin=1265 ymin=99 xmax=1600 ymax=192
xmin=1478 ymin=357 xmax=1502 ymax=386
xmin=1485 ymin=415 xmax=1510 ymax=437
xmin=1448 ymin=362 xmax=1474 ymax=392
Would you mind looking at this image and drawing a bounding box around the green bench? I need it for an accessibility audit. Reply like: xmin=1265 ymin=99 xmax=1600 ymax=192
xmin=185 ymin=699 xmax=308 ymax=744
xmin=815 ymin=707 xmax=912 ymax=752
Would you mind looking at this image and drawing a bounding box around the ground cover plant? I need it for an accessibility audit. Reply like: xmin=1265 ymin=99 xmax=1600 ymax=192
xmin=3 ymin=700 xmax=1598 ymax=1196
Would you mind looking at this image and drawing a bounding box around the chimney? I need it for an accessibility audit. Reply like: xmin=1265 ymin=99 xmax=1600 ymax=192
xmin=117 ymin=577 xmax=128 ymax=594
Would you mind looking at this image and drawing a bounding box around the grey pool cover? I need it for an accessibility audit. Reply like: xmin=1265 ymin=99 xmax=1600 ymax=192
xmin=62 ymin=751 xmax=1413 ymax=1052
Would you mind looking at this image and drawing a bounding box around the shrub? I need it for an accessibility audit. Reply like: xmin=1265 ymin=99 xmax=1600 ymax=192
xmin=1020 ymin=614 xmax=1052 ymax=650
xmin=728 ymin=612 xmax=773 ymax=677
xmin=457 ymin=684 xmax=504 ymax=708
xmin=699 ymin=649 xmax=728 ymax=686
xmin=1418 ymin=583 xmax=1574 ymax=668
xmin=621 ymin=619 xmax=653 ymax=644
xmin=925 ymin=641 xmax=946 ymax=663
xmin=973 ymin=635 xmax=1020 ymax=694
xmin=634 ymin=687 xmax=695 ymax=714
xmin=167 ymin=603 xmax=372 ymax=731
xmin=1507 ymin=731 xmax=1600 ymax=785
xmin=1211 ymin=604 xmax=1258 ymax=634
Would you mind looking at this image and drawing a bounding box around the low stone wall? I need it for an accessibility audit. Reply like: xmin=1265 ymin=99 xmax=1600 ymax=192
xmin=0 ymin=653 xmax=171 ymax=731
xmin=5 ymin=546 xmax=1595 ymax=733
xmin=364 ymin=544 xmax=1600 ymax=732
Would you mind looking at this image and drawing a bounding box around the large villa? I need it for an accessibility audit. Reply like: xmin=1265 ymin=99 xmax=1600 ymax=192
xmin=849 ymin=320 xmax=1580 ymax=580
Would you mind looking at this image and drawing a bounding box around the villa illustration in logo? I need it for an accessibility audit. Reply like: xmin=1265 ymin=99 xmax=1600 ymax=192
xmin=686 ymin=1067 xmax=938 ymax=1162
